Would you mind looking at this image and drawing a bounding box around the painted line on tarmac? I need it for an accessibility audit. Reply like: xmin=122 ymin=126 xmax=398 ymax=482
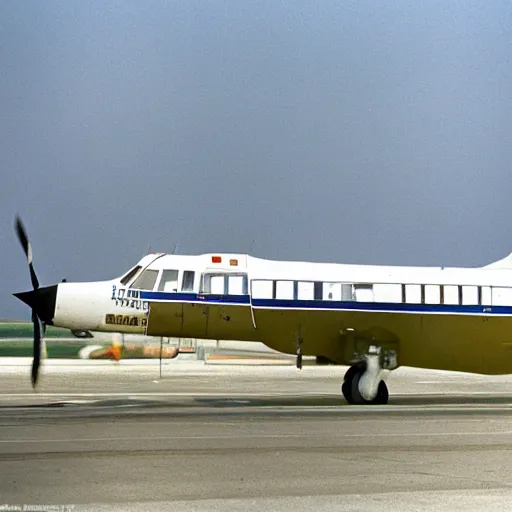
xmin=2 ymin=429 xmax=512 ymax=444
xmin=1 ymin=391 xmax=512 ymax=398
xmin=0 ymin=392 xmax=347 ymax=398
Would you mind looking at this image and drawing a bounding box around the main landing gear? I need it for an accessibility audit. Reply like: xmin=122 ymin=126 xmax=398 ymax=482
xmin=341 ymin=345 xmax=396 ymax=405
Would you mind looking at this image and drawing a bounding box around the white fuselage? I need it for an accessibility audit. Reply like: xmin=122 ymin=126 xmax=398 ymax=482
xmin=53 ymin=251 xmax=512 ymax=333
xmin=46 ymin=251 xmax=512 ymax=374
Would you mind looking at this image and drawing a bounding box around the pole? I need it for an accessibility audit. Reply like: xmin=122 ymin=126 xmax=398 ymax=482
xmin=159 ymin=336 xmax=163 ymax=379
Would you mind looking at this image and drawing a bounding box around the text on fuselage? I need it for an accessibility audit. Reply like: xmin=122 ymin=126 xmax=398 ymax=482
xmin=111 ymin=285 xmax=149 ymax=311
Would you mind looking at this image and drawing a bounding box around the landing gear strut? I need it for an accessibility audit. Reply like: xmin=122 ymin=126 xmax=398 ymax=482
xmin=341 ymin=345 xmax=396 ymax=405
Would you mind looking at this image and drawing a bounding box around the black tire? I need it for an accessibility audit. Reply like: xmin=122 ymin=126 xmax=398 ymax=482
xmin=344 ymin=366 xmax=389 ymax=405
xmin=349 ymin=370 xmax=367 ymax=404
xmin=343 ymin=362 xmax=366 ymax=383
xmin=342 ymin=363 xmax=366 ymax=404
xmin=342 ymin=381 xmax=355 ymax=404
xmin=375 ymin=380 xmax=389 ymax=405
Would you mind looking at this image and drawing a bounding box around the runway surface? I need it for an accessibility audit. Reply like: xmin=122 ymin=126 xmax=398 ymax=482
xmin=0 ymin=359 xmax=511 ymax=511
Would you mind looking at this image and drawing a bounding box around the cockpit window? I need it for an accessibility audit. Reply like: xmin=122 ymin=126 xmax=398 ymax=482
xmin=158 ymin=269 xmax=179 ymax=292
xmin=181 ymin=271 xmax=195 ymax=292
xmin=120 ymin=266 xmax=142 ymax=286
xmin=130 ymin=269 xmax=159 ymax=290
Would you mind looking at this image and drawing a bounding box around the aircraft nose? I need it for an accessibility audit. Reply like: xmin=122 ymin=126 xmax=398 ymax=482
xmin=14 ymin=284 xmax=58 ymax=324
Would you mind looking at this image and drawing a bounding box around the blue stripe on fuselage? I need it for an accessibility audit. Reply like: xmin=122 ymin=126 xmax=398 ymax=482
xmin=252 ymin=298 xmax=502 ymax=314
xmin=139 ymin=291 xmax=509 ymax=315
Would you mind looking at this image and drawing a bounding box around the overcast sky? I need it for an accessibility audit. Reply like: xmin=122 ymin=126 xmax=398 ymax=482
xmin=1 ymin=1 xmax=512 ymax=320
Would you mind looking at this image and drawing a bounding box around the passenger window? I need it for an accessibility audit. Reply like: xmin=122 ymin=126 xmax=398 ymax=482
xmin=354 ymin=284 xmax=374 ymax=302
xmin=443 ymin=285 xmax=459 ymax=305
xmin=276 ymin=281 xmax=294 ymax=299
xmin=158 ymin=269 xmax=179 ymax=292
xmin=297 ymin=282 xmax=314 ymax=300
xmin=481 ymin=286 xmax=492 ymax=305
xmin=323 ymin=282 xmax=342 ymax=301
xmin=491 ymin=287 xmax=512 ymax=306
xmin=341 ymin=284 xmax=355 ymax=301
xmin=405 ymin=284 xmax=421 ymax=304
xmin=462 ymin=285 xmax=478 ymax=305
xmin=251 ymin=280 xmax=273 ymax=299
xmin=120 ymin=265 xmax=141 ymax=286
xmin=373 ymin=284 xmax=402 ymax=303
xmin=181 ymin=271 xmax=195 ymax=292
xmin=130 ymin=269 xmax=159 ymax=290
xmin=424 ymin=285 xmax=441 ymax=304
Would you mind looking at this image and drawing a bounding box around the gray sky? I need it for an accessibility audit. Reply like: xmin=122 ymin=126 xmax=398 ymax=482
xmin=2 ymin=1 xmax=512 ymax=320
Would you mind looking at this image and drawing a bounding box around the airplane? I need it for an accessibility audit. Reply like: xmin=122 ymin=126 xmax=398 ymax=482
xmin=13 ymin=216 xmax=512 ymax=404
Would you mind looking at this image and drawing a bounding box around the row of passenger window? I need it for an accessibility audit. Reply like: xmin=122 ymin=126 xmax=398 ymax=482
xmin=120 ymin=269 xmax=512 ymax=307
xmin=251 ymin=280 xmax=512 ymax=306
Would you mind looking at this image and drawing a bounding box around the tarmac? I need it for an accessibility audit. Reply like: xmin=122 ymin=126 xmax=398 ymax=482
xmin=0 ymin=358 xmax=511 ymax=511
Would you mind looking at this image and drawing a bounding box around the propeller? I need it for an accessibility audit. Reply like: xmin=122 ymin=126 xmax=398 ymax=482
xmin=14 ymin=216 xmax=44 ymax=388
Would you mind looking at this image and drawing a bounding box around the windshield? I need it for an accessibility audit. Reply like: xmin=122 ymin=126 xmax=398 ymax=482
xmin=119 ymin=265 xmax=142 ymax=286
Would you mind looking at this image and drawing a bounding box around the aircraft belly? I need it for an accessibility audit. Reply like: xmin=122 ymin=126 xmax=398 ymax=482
xmin=402 ymin=313 xmax=512 ymax=375
xmin=252 ymin=308 xmax=343 ymax=360
xmin=252 ymin=307 xmax=512 ymax=375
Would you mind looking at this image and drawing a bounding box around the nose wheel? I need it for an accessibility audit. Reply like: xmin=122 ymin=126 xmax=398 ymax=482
xmin=341 ymin=362 xmax=389 ymax=405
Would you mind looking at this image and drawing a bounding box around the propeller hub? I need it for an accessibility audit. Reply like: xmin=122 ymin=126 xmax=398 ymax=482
xmin=14 ymin=285 xmax=58 ymax=325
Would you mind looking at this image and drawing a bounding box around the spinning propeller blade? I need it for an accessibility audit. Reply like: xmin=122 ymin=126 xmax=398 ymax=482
xmin=15 ymin=216 xmax=39 ymax=290
xmin=31 ymin=310 xmax=41 ymax=387
xmin=14 ymin=216 xmax=44 ymax=388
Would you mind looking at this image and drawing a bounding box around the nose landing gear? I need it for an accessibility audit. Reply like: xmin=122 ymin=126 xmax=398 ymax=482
xmin=341 ymin=345 xmax=396 ymax=405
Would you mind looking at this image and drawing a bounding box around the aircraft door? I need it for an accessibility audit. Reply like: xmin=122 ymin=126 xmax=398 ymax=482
xmin=228 ymin=274 xmax=247 ymax=295
xmin=209 ymin=275 xmax=226 ymax=294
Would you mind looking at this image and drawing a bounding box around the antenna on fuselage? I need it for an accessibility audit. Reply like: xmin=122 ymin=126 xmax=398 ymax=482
xmin=171 ymin=242 xmax=179 ymax=255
